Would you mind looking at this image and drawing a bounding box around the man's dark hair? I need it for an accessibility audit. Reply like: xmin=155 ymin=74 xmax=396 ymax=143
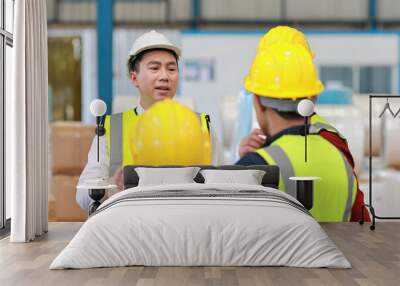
xmin=127 ymin=48 xmax=179 ymax=75
xmin=275 ymin=110 xmax=303 ymax=120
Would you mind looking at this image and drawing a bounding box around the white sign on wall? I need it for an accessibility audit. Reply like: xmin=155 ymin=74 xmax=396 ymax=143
xmin=182 ymin=58 xmax=216 ymax=82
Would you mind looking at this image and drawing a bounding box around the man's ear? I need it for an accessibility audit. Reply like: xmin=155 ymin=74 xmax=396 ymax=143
xmin=130 ymin=71 xmax=139 ymax=88
xmin=253 ymin=94 xmax=266 ymax=112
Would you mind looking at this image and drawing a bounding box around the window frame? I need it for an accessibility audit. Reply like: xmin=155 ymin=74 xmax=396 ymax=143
xmin=319 ymin=64 xmax=395 ymax=94
xmin=0 ymin=0 xmax=13 ymax=235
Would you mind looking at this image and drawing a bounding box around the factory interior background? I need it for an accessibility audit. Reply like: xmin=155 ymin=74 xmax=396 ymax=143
xmin=2 ymin=0 xmax=400 ymax=244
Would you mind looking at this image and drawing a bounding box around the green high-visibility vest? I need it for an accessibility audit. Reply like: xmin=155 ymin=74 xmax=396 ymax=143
xmin=104 ymin=108 xmax=210 ymax=176
xmin=255 ymin=114 xmax=357 ymax=222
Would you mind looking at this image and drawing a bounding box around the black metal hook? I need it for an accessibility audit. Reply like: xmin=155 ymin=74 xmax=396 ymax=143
xmin=378 ymin=98 xmax=395 ymax=118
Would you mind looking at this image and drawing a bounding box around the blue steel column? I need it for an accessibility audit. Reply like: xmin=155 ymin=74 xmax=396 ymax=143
xmin=192 ymin=0 xmax=200 ymax=29
xmin=398 ymin=36 xmax=400 ymax=94
xmin=97 ymin=0 xmax=113 ymax=114
xmin=368 ymin=0 xmax=377 ymax=30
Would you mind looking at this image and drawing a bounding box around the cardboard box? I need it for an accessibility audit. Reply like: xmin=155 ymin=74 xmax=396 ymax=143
xmin=52 ymin=175 xmax=88 ymax=221
xmin=48 ymin=188 xmax=56 ymax=222
xmin=51 ymin=121 xmax=96 ymax=175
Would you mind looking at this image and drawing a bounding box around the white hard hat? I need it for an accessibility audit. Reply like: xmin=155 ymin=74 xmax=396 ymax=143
xmin=128 ymin=30 xmax=181 ymax=59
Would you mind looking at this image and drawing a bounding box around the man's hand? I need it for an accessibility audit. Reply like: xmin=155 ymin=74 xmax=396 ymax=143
xmin=239 ymin=128 xmax=266 ymax=157
xmin=112 ymin=167 xmax=124 ymax=191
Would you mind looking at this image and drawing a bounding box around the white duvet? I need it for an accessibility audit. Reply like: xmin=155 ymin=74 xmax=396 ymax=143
xmin=50 ymin=183 xmax=351 ymax=269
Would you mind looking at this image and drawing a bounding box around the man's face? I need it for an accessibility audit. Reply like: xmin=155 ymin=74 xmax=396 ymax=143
xmin=131 ymin=50 xmax=178 ymax=108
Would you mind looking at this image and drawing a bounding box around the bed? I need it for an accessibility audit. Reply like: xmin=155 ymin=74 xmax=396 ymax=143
xmin=50 ymin=165 xmax=350 ymax=269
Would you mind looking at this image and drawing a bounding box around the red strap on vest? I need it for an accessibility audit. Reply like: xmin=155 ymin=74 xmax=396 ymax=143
xmin=319 ymin=130 xmax=371 ymax=222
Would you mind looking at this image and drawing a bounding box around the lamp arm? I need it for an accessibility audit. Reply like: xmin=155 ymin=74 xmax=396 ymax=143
xmin=305 ymin=116 xmax=308 ymax=163
xmin=95 ymin=115 xmax=106 ymax=162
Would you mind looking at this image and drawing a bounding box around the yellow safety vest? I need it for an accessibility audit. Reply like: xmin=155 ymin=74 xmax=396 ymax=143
xmin=310 ymin=114 xmax=347 ymax=142
xmin=255 ymin=114 xmax=357 ymax=222
xmin=104 ymin=107 xmax=210 ymax=176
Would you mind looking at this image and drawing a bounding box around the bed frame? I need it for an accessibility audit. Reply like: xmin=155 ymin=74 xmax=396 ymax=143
xmin=123 ymin=165 xmax=280 ymax=190
xmin=88 ymin=165 xmax=280 ymax=215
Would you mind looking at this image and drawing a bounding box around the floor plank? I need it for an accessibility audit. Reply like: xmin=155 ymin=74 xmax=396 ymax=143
xmin=1 ymin=222 xmax=400 ymax=286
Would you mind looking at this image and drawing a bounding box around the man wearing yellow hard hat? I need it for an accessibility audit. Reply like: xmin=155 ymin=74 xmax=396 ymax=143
xmin=237 ymin=26 xmax=369 ymax=222
xmin=76 ymin=30 xmax=221 ymax=211
xmin=238 ymin=26 xmax=315 ymax=157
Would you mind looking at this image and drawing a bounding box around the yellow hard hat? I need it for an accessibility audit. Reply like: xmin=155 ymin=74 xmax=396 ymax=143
xmin=244 ymin=42 xmax=324 ymax=100
xmin=132 ymin=99 xmax=212 ymax=165
xmin=258 ymin=26 xmax=315 ymax=58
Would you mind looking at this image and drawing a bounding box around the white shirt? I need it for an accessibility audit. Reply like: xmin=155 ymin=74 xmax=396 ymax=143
xmin=76 ymin=105 xmax=223 ymax=210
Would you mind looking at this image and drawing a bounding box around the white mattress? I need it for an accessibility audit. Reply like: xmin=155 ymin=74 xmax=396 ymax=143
xmin=50 ymin=183 xmax=351 ymax=269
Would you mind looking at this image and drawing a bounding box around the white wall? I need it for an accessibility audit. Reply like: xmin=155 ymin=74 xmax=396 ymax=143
xmin=378 ymin=0 xmax=400 ymax=20
xmin=309 ymin=34 xmax=399 ymax=65
xmin=180 ymin=33 xmax=260 ymax=137
xmin=201 ymin=0 xmax=281 ymax=20
xmin=47 ymin=0 xmax=378 ymax=23
xmin=180 ymin=32 xmax=399 ymax=142
xmin=47 ymin=29 xmax=400 ymax=139
xmin=286 ymin=0 xmax=367 ymax=21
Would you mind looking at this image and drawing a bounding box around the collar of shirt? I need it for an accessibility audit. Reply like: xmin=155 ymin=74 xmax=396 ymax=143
xmin=263 ymin=124 xmax=309 ymax=147
xmin=136 ymin=104 xmax=145 ymax=115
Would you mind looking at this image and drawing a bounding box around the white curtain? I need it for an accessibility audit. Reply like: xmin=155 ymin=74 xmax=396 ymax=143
xmin=7 ymin=0 xmax=48 ymax=242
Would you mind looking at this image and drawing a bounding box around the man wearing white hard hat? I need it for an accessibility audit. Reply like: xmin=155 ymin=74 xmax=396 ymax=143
xmin=76 ymin=30 xmax=221 ymax=211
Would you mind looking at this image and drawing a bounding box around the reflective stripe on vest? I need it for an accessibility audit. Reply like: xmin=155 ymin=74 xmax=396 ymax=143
xmin=341 ymin=151 xmax=355 ymax=221
xmin=310 ymin=114 xmax=346 ymax=142
xmin=105 ymin=109 xmax=138 ymax=176
xmin=262 ymin=145 xmax=296 ymax=198
xmin=105 ymin=109 xmax=210 ymax=176
xmin=110 ymin=113 xmax=123 ymax=176
xmin=256 ymin=135 xmax=357 ymax=222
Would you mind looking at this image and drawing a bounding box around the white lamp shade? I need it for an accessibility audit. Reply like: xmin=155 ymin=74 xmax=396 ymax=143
xmin=90 ymin=99 xmax=107 ymax=117
xmin=297 ymin=99 xmax=315 ymax=117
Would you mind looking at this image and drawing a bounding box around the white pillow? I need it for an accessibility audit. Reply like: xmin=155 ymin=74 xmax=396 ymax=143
xmin=135 ymin=167 xmax=200 ymax=186
xmin=200 ymin=169 xmax=266 ymax=185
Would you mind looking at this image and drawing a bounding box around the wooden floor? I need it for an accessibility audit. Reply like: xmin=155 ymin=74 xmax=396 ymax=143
xmin=1 ymin=222 xmax=400 ymax=286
